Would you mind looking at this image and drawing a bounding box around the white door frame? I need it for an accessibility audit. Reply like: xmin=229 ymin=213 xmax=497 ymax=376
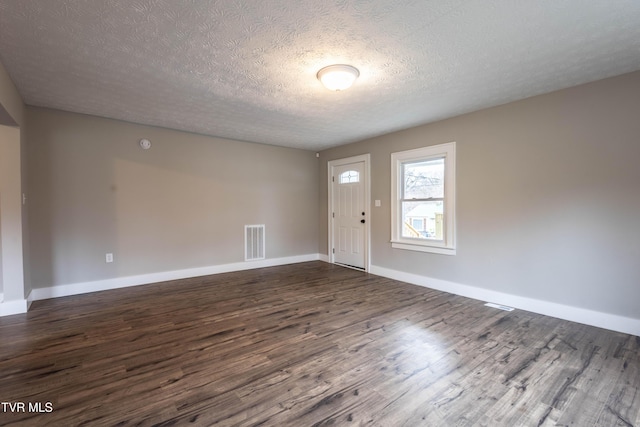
xmin=328 ymin=153 xmax=371 ymax=271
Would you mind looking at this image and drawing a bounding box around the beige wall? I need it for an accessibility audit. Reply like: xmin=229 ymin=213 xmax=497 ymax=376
xmin=319 ymin=71 xmax=640 ymax=320
xmin=0 ymin=60 xmax=23 ymax=126
xmin=0 ymin=201 xmax=2 ymax=296
xmin=28 ymin=107 xmax=319 ymax=289
xmin=0 ymin=58 xmax=28 ymax=303
xmin=0 ymin=125 xmax=24 ymax=300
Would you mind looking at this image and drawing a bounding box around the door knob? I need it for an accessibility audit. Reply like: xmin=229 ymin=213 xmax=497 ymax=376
xmin=361 ymin=219 xmax=365 ymax=223
xmin=362 ymin=212 xmax=365 ymax=215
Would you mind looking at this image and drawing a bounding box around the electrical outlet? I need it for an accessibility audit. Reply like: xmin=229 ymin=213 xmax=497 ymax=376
xmin=105 ymin=253 xmax=114 ymax=263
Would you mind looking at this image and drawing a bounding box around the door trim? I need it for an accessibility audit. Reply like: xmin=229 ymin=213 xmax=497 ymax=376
xmin=328 ymin=154 xmax=371 ymax=272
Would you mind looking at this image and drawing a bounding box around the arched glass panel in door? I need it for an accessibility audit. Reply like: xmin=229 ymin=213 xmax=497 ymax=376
xmin=339 ymin=170 xmax=360 ymax=184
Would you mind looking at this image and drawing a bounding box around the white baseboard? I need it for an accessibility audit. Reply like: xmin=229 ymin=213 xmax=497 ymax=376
xmin=31 ymin=254 xmax=322 ymax=301
xmin=370 ymin=264 xmax=640 ymax=337
xmin=17 ymin=257 xmax=639 ymax=337
xmin=0 ymin=297 xmax=29 ymax=316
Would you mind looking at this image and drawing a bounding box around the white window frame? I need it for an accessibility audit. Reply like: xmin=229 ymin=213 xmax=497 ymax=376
xmin=391 ymin=142 xmax=456 ymax=255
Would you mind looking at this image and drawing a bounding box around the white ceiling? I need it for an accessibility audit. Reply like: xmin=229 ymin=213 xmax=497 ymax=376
xmin=0 ymin=1 xmax=639 ymax=151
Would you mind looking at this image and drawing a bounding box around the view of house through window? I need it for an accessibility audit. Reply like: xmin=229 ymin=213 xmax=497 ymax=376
xmin=401 ymin=158 xmax=444 ymax=240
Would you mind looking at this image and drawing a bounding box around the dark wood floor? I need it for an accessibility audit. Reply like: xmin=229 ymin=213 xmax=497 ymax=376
xmin=1 ymin=262 xmax=638 ymax=426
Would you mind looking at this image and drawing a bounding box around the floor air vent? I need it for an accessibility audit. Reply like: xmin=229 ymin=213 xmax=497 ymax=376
xmin=484 ymin=302 xmax=514 ymax=311
xmin=245 ymin=224 xmax=265 ymax=261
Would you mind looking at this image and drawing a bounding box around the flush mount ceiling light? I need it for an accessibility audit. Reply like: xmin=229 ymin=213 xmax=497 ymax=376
xmin=317 ymin=64 xmax=360 ymax=91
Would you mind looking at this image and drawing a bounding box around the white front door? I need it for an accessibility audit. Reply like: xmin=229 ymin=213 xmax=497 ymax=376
xmin=331 ymin=159 xmax=367 ymax=269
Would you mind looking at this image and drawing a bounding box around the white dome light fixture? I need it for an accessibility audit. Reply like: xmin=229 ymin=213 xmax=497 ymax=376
xmin=317 ymin=64 xmax=360 ymax=91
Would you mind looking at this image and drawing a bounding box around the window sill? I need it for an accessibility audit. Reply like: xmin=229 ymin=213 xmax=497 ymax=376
xmin=391 ymin=241 xmax=456 ymax=256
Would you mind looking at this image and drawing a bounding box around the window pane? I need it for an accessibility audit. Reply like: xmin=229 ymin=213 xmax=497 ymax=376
xmin=339 ymin=170 xmax=359 ymax=184
xmin=403 ymin=158 xmax=444 ymax=199
xmin=402 ymin=200 xmax=444 ymax=240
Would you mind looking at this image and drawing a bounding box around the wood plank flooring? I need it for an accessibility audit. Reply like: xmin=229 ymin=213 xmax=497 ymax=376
xmin=0 ymin=261 xmax=638 ymax=426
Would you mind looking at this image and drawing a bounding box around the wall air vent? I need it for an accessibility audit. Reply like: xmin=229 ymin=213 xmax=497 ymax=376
xmin=245 ymin=225 xmax=265 ymax=261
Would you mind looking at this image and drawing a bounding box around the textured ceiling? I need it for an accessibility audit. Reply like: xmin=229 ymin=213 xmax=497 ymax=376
xmin=0 ymin=0 xmax=639 ymax=150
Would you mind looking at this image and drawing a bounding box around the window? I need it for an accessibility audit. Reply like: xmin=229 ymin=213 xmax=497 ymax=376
xmin=391 ymin=142 xmax=456 ymax=255
xmin=339 ymin=170 xmax=360 ymax=183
